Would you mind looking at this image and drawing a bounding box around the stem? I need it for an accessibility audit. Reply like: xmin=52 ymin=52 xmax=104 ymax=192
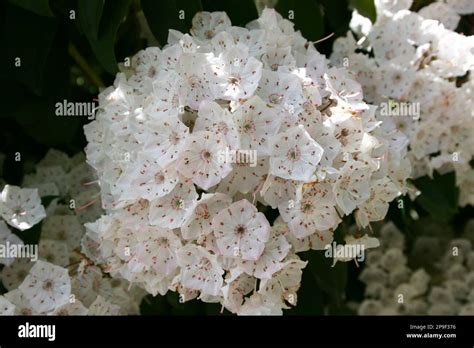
xmin=68 ymin=43 xmax=105 ymax=88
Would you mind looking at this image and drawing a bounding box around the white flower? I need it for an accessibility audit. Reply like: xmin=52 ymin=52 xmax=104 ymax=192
xmin=88 ymin=295 xmax=120 ymax=315
xmin=176 ymin=53 xmax=221 ymax=110
xmin=51 ymin=300 xmax=88 ymax=316
xmin=238 ymin=293 xmax=283 ymax=315
xmin=41 ymin=215 xmax=84 ymax=251
xmin=355 ymin=178 xmax=400 ymax=228
xmin=0 ymin=295 xmax=15 ymax=315
xmin=4 ymin=289 xmax=38 ymax=315
xmin=334 ymin=161 xmax=371 ymax=215
xmin=115 ymin=153 xmax=179 ymax=202
xmin=0 ymin=185 xmax=46 ymax=231
xmin=269 ymin=125 xmax=324 ymax=181
xmin=0 ymin=221 xmax=24 ymax=266
xmin=181 ymin=193 xmax=232 ymax=241
xmin=212 ymin=199 xmax=271 ymax=260
xmin=19 ymin=260 xmax=71 ymax=313
xmin=221 ymin=270 xmax=255 ymax=313
xmin=260 ymin=175 xmax=302 ymax=209
xmin=216 ymin=157 xmax=268 ymax=196
xmin=149 ymin=179 xmax=198 ymax=228
xmin=257 ymin=69 xmax=303 ymax=117
xmin=234 ymin=95 xmax=281 ymax=155
xmin=1 ymin=258 xmax=33 ymax=290
xmin=236 ymin=233 xmax=291 ymax=279
xmin=259 ymin=257 xmax=307 ymax=308
xmin=419 ymin=2 xmax=460 ymax=30
xmin=279 ymin=183 xmax=340 ymax=238
xmin=131 ymin=47 xmax=162 ymax=79
xmin=177 ymin=131 xmax=233 ymax=190
xmin=194 ymin=100 xmax=240 ymax=150
xmin=39 ymin=239 xmax=70 ymax=267
xmin=136 ymin=117 xmax=189 ymax=168
xmin=128 ymin=228 xmax=182 ymax=276
xmin=176 ymin=244 xmax=224 ymax=296
xmin=324 ymin=67 xmax=367 ymax=111
xmin=215 ymin=45 xmax=263 ymax=100
xmin=191 ymin=12 xmax=231 ymax=40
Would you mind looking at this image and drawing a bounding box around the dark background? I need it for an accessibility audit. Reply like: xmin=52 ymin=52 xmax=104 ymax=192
xmin=0 ymin=0 xmax=472 ymax=315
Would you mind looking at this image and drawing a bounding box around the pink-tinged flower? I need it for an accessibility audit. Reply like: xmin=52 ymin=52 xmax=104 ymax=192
xmin=269 ymin=125 xmax=324 ymax=181
xmin=212 ymin=199 xmax=271 ymax=260
xmin=176 ymin=244 xmax=224 ymax=296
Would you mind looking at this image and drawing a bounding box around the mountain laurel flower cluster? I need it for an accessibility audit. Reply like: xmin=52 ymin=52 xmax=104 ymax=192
xmin=332 ymin=0 xmax=474 ymax=206
xmin=356 ymin=220 xmax=474 ymax=315
xmin=0 ymin=151 xmax=145 ymax=316
xmin=83 ymin=9 xmax=409 ymax=314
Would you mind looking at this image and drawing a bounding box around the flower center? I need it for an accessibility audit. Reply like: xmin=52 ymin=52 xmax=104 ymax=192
xmin=243 ymin=121 xmax=255 ymax=133
xmin=303 ymin=101 xmax=314 ymax=113
xmin=155 ymin=172 xmax=165 ymax=184
xmin=227 ymin=76 xmax=241 ymax=85
xmin=188 ymin=75 xmax=201 ymax=88
xmin=156 ymin=237 xmax=169 ymax=247
xmin=269 ymin=93 xmax=283 ymax=105
xmin=217 ymin=121 xmax=229 ymax=135
xmin=200 ymin=150 xmax=212 ymax=161
xmin=235 ymin=224 xmax=246 ymax=235
xmin=195 ymin=204 xmax=210 ymax=219
xmin=287 ymin=147 xmax=301 ymax=161
xmin=148 ymin=66 xmax=157 ymax=78
xmin=169 ymin=131 xmax=181 ymax=145
xmin=13 ymin=207 xmax=26 ymax=216
xmin=43 ymin=279 xmax=54 ymax=291
xmin=301 ymin=201 xmax=314 ymax=213
xmin=171 ymin=197 xmax=184 ymax=210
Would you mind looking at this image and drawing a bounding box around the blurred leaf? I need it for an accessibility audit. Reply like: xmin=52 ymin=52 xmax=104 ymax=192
xmin=76 ymin=0 xmax=103 ymax=39
xmin=77 ymin=0 xmax=132 ymax=74
xmin=386 ymin=195 xmax=414 ymax=235
xmin=0 ymin=3 xmax=58 ymax=95
xmin=414 ymin=172 xmax=459 ymax=222
xmin=284 ymin=266 xmax=325 ymax=315
xmin=201 ymin=0 xmax=258 ymax=26
xmin=14 ymin=221 xmax=42 ymax=245
xmin=320 ymin=0 xmax=351 ymax=35
xmin=141 ymin=0 xmax=202 ymax=45
xmin=349 ymin=0 xmax=376 ymax=22
xmin=14 ymin=98 xmax=81 ymax=146
xmin=140 ymin=294 xmax=169 ymax=315
xmin=301 ymin=250 xmax=347 ymax=309
xmin=275 ymin=0 xmax=324 ymax=41
xmin=317 ymin=0 xmax=352 ymax=56
xmin=8 ymin=0 xmax=53 ymax=17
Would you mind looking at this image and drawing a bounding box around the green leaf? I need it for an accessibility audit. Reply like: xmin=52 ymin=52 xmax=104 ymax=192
xmin=349 ymin=0 xmax=376 ymax=22
xmin=414 ymin=172 xmax=459 ymax=222
xmin=275 ymin=0 xmax=324 ymax=41
xmin=8 ymin=0 xmax=53 ymax=17
xmin=141 ymin=0 xmax=202 ymax=45
xmin=0 ymin=3 xmax=58 ymax=95
xmin=77 ymin=0 xmax=132 ymax=74
xmin=201 ymin=0 xmax=258 ymax=27
xmin=284 ymin=266 xmax=325 ymax=315
xmin=319 ymin=0 xmax=351 ymax=36
xmin=301 ymin=250 xmax=347 ymax=309
xmin=14 ymin=98 xmax=81 ymax=146
xmin=76 ymin=0 xmax=103 ymax=39
xmin=140 ymin=294 xmax=169 ymax=315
